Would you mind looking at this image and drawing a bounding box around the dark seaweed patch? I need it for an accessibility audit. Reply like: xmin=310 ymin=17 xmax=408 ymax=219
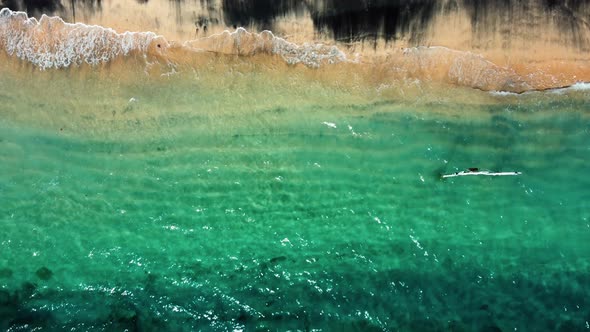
xmin=0 ymin=268 xmax=13 ymax=278
xmin=544 ymin=0 xmax=586 ymax=12
xmin=0 ymin=0 xmax=64 ymax=14
xmin=309 ymin=0 xmax=437 ymax=44
xmin=462 ymin=0 xmax=590 ymax=49
xmin=0 ymin=263 xmax=588 ymax=330
xmin=0 ymin=0 xmax=101 ymax=21
xmin=0 ymin=283 xmax=54 ymax=330
xmin=221 ymin=0 xmax=305 ymax=31
xmin=218 ymin=0 xmax=438 ymax=44
xmin=480 ymin=325 xmax=503 ymax=332
xmin=108 ymin=300 xmax=140 ymax=331
xmin=35 ymin=267 xmax=53 ymax=280
xmin=218 ymin=0 xmax=590 ymax=47
xmin=543 ymin=0 xmax=590 ymax=50
xmin=0 ymin=289 xmax=11 ymax=304
xmin=269 ymin=256 xmax=287 ymax=264
xmin=16 ymin=281 xmax=37 ymax=300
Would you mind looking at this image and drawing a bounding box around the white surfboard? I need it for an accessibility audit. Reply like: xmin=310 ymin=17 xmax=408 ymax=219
xmin=442 ymin=170 xmax=521 ymax=178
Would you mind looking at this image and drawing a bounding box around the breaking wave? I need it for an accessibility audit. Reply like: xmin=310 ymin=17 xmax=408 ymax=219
xmin=0 ymin=8 xmax=163 ymax=69
xmin=184 ymin=28 xmax=347 ymax=68
xmin=0 ymin=8 xmax=346 ymax=70
xmin=490 ymin=81 xmax=590 ymax=97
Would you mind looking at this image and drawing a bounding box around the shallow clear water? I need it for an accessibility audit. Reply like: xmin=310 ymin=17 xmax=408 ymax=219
xmin=1 ymin=81 xmax=590 ymax=330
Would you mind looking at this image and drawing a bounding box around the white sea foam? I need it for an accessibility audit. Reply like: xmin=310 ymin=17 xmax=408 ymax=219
xmin=489 ymin=90 xmax=521 ymax=96
xmin=322 ymin=121 xmax=337 ymax=128
xmin=569 ymin=82 xmax=590 ymax=91
xmin=549 ymin=82 xmax=590 ymax=94
xmin=490 ymin=81 xmax=590 ymax=96
xmin=184 ymin=28 xmax=347 ymax=68
xmin=0 ymin=8 xmax=164 ymax=69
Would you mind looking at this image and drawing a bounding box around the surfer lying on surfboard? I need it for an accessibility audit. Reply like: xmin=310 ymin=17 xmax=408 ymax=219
xmin=441 ymin=168 xmax=521 ymax=178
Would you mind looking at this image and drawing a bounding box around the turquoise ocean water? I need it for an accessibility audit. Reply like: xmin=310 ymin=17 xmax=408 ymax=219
xmin=1 ymin=72 xmax=589 ymax=331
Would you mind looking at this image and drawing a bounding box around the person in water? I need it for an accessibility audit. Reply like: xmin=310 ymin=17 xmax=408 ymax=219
xmin=468 ymin=168 xmax=479 ymax=172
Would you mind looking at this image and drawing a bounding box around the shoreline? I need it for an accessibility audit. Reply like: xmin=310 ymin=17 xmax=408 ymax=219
xmin=0 ymin=7 xmax=589 ymax=93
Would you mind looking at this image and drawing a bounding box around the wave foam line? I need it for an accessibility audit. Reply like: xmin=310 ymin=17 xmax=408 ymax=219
xmin=0 ymin=8 xmax=165 ymax=69
xmin=489 ymin=81 xmax=590 ymax=96
xmin=183 ymin=28 xmax=347 ymax=68
xmin=551 ymin=82 xmax=590 ymax=93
